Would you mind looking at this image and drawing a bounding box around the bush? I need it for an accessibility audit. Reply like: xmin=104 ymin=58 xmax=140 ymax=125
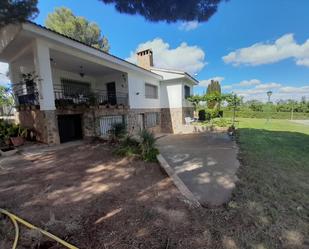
xmin=114 ymin=135 xmax=140 ymax=156
xmin=207 ymin=109 xmax=219 ymax=119
xmin=139 ymin=129 xmax=158 ymax=162
xmin=223 ymin=110 xmax=309 ymax=120
xmin=0 ymin=120 xmax=28 ymax=145
xmin=198 ymin=109 xmax=206 ymax=121
xmin=109 ymin=123 xmax=126 ymax=140
xmin=211 ymin=118 xmax=232 ymax=127
xmin=114 ymin=130 xmax=159 ymax=162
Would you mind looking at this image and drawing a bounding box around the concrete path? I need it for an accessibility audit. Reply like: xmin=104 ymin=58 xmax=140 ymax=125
xmin=157 ymin=133 xmax=240 ymax=207
xmin=290 ymin=120 xmax=309 ymax=126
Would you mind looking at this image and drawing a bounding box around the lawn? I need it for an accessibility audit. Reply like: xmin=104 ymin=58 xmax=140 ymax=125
xmin=231 ymin=118 xmax=309 ymax=248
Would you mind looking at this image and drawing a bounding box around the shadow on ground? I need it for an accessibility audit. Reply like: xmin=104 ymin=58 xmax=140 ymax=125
xmin=0 ymin=128 xmax=308 ymax=249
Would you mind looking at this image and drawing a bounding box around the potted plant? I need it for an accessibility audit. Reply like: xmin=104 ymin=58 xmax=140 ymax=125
xmin=227 ymin=125 xmax=236 ymax=136
xmin=10 ymin=126 xmax=28 ymax=146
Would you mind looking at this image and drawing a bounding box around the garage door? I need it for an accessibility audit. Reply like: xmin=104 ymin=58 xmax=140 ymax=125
xmin=58 ymin=115 xmax=82 ymax=143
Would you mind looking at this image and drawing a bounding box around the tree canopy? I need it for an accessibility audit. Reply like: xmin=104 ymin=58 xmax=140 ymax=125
xmin=45 ymin=7 xmax=110 ymax=52
xmin=0 ymin=85 xmax=14 ymax=107
xmin=0 ymin=0 xmax=38 ymax=28
xmin=100 ymin=0 xmax=226 ymax=23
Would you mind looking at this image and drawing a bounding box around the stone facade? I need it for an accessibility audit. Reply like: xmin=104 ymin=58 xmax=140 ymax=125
xmin=17 ymin=108 xmax=60 ymax=144
xmin=16 ymin=105 xmax=186 ymax=144
xmin=128 ymin=108 xmax=161 ymax=134
xmin=161 ymin=107 xmax=194 ymax=133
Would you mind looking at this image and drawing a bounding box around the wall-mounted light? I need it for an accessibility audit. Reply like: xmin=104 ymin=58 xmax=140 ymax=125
xmin=79 ymin=66 xmax=85 ymax=77
xmin=50 ymin=58 xmax=56 ymax=65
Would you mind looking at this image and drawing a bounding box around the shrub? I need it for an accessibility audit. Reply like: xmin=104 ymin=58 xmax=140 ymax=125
xmin=211 ymin=118 xmax=232 ymax=127
xmin=207 ymin=109 xmax=219 ymax=119
xmin=0 ymin=120 xmax=28 ymax=145
xmin=138 ymin=129 xmax=158 ymax=162
xmin=198 ymin=109 xmax=206 ymax=121
xmin=198 ymin=109 xmax=211 ymax=121
xmin=109 ymin=123 xmax=126 ymax=140
xmin=114 ymin=130 xmax=159 ymax=162
xmin=114 ymin=135 xmax=140 ymax=156
xmin=222 ymin=110 xmax=309 ymax=120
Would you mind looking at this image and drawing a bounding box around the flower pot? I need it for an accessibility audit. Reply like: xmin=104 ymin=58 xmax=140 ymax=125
xmin=0 ymin=147 xmax=18 ymax=157
xmin=10 ymin=136 xmax=25 ymax=147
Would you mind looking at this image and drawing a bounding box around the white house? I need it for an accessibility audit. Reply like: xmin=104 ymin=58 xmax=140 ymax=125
xmin=0 ymin=22 xmax=198 ymax=144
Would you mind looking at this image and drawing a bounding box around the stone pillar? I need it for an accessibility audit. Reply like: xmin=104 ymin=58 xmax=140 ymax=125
xmin=33 ymin=39 xmax=55 ymax=110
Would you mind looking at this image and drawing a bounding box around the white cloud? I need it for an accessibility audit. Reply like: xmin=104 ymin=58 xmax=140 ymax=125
xmin=232 ymin=80 xmax=309 ymax=101
xmin=222 ymin=33 xmax=309 ymax=67
xmin=0 ymin=62 xmax=10 ymax=86
xmin=222 ymin=85 xmax=233 ymax=90
xmin=279 ymin=86 xmax=309 ymax=94
xmin=237 ymin=79 xmax=261 ymax=87
xmin=179 ymin=21 xmax=199 ymax=31
xmin=199 ymin=76 xmax=224 ymax=87
xmin=296 ymin=58 xmax=309 ymax=67
xmin=126 ymin=38 xmax=206 ymax=75
xmin=255 ymin=82 xmax=282 ymax=90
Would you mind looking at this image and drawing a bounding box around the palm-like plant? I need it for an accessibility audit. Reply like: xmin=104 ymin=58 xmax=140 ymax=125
xmin=138 ymin=129 xmax=158 ymax=161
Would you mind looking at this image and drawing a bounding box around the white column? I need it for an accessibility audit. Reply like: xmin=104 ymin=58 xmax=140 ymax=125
xmin=33 ymin=39 xmax=55 ymax=110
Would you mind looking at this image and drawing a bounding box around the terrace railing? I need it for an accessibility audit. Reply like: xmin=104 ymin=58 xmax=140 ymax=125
xmin=53 ymin=86 xmax=128 ymax=107
xmin=14 ymin=86 xmax=40 ymax=106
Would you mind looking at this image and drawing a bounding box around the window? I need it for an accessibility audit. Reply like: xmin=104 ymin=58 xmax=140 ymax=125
xmin=61 ymin=79 xmax=90 ymax=96
xmin=145 ymin=83 xmax=158 ymax=99
xmin=99 ymin=115 xmax=126 ymax=136
xmin=184 ymin=85 xmax=191 ymax=99
xmin=145 ymin=112 xmax=159 ymax=128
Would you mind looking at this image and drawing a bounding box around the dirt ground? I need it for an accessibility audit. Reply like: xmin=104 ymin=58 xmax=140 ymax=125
xmin=1 ymin=140 xmax=306 ymax=249
xmin=0 ymin=142 xmax=225 ymax=249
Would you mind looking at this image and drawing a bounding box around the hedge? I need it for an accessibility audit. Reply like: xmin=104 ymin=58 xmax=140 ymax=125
xmin=223 ymin=111 xmax=309 ymax=120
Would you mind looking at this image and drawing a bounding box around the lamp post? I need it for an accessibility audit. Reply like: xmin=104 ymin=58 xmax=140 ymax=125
xmin=266 ymin=90 xmax=272 ymax=123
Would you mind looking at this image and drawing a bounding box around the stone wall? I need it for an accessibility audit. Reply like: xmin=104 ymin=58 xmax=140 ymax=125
xmin=57 ymin=106 xmax=130 ymax=138
xmin=17 ymin=109 xmax=60 ymax=144
xmin=128 ymin=108 xmax=161 ymax=134
xmin=161 ymin=107 xmax=194 ymax=133
xmin=17 ymin=105 xmax=184 ymax=144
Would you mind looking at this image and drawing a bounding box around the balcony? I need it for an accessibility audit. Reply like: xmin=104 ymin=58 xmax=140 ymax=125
xmin=54 ymin=86 xmax=128 ymax=107
xmin=14 ymin=85 xmax=40 ymax=107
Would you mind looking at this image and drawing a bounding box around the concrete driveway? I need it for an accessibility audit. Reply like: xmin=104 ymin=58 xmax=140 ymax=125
xmin=157 ymin=133 xmax=240 ymax=206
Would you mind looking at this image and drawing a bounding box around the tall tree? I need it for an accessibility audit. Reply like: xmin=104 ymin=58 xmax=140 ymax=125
xmin=100 ymin=0 xmax=226 ymax=23
xmin=206 ymin=80 xmax=221 ymax=109
xmin=45 ymin=7 xmax=110 ymax=52
xmin=0 ymin=0 xmax=38 ymax=28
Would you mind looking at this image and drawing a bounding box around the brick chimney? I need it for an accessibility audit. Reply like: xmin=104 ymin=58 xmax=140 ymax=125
xmin=136 ymin=49 xmax=153 ymax=70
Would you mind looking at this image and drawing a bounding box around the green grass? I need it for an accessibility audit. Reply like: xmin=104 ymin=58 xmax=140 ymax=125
xmin=230 ymin=118 xmax=309 ymax=248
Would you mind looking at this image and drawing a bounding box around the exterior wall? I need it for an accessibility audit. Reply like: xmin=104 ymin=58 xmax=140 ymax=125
xmin=127 ymin=71 xmax=161 ymax=109
xmin=161 ymin=107 xmax=194 ymax=133
xmin=95 ymin=72 xmax=128 ymax=95
xmin=56 ymin=106 xmax=129 ymax=138
xmin=16 ymin=109 xmax=60 ymax=144
xmin=57 ymin=106 xmax=161 ymax=140
xmin=127 ymin=108 xmax=161 ymax=134
xmin=51 ymin=68 xmax=97 ymax=89
xmin=160 ymin=80 xmax=183 ymax=108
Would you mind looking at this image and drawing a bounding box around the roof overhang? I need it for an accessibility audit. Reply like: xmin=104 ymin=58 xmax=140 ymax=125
xmin=151 ymin=67 xmax=199 ymax=85
xmin=0 ymin=22 xmax=163 ymax=80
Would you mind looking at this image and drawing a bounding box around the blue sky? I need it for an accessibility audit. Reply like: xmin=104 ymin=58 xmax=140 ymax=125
xmin=1 ymin=0 xmax=309 ymax=101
